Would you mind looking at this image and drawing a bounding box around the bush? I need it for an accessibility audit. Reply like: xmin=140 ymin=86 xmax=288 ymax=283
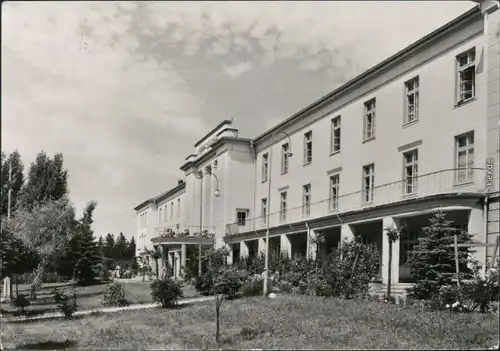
xmin=101 ymin=282 xmax=129 ymax=307
xmin=54 ymin=288 xmax=78 ymax=319
xmin=320 ymin=238 xmax=380 ymax=299
xmin=150 ymin=278 xmax=183 ymax=308
xmin=241 ymin=274 xmax=263 ymax=297
xmin=11 ymin=294 xmax=30 ymax=315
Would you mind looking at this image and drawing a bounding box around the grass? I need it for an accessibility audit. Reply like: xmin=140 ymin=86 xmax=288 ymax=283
xmin=1 ymin=280 xmax=200 ymax=317
xmin=2 ymin=295 xmax=498 ymax=349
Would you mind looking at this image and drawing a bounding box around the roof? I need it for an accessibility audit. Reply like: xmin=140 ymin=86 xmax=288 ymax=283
xmin=134 ymin=181 xmax=186 ymax=211
xmin=253 ymin=5 xmax=481 ymax=145
xmin=194 ymin=120 xmax=233 ymax=148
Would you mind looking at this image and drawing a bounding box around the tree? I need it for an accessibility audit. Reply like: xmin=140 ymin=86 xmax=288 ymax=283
xmin=407 ymin=211 xmax=473 ymax=300
xmin=19 ymin=151 xmax=68 ymax=211
xmin=72 ymin=201 xmax=101 ymax=285
xmin=1 ymin=151 xmax=25 ymax=216
xmin=202 ymin=247 xmax=247 ymax=347
xmin=6 ymin=197 xmax=77 ymax=299
xmin=384 ymin=224 xmax=404 ymax=299
xmin=114 ymin=232 xmax=128 ymax=262
xmin=145 ymin=246 xmax=162 ymax=279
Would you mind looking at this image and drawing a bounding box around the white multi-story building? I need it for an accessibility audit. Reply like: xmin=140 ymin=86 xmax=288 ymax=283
xmin=135 ymin=3 xmax=499 ymax=289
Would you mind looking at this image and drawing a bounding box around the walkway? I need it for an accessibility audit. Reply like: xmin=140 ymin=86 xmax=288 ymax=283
xmin=1 ymin=295 xmax=214 ymax=323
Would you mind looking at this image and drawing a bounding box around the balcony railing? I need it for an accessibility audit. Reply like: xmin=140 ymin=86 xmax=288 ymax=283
xmin=153 ymin=225 xmax=217 ymax=240
xmin=226 ymin=168 xmax=486 ymax=237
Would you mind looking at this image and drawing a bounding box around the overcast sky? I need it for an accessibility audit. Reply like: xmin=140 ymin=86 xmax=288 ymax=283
xmin=2 ymin=1 xmax=476 ymax=239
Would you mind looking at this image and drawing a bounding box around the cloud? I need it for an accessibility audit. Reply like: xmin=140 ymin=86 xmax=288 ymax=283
xmin=2 ymin=1 xmax=476 ymax=238
xmin=224 ymin=61 xmax=253 ymax=78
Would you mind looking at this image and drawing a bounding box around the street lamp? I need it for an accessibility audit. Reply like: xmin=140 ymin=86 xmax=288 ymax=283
xmin=198 ymin=169 xmax=221 ymax=275
xmin=263 ymin=130 xmax=293 ymax=296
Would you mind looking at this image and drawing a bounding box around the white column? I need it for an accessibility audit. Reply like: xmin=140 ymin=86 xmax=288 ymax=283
xmin=226 ymin=244 xmax=234 ymax=265
xmin=168 ymin=252 xmax=173 ymax=277
xmin=258 ymin=238 xmax=266 ymax=254
xmin=175 ymin=252 xmax=181 ymax=278
xmin=340 ymin=224 xmax=354 ymax=244
xmin=382 ymin=217 xmax=400 ymax=285
xmin=468 ymin=207 xmax=485 ymax=271
xmin=240 ymin=241 xmax=249 ymax=258
xmin=1 ymin=277 xmax=11 ymax=302
xmin=181 ymin=244 xmax=187 ymax=275
xmin=281 ymin=234 xmax=291 ymax=258
xmin=307 ymin=229 xmax=317 ymax=260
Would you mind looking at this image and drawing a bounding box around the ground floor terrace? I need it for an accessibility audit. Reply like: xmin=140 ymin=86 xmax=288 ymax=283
xmin=225 ymin=193 xmax=493 ymax=287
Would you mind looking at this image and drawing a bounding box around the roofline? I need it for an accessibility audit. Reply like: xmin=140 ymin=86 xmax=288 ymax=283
xmin=134 ymin=199 xmax=154 ymax=212
xmin=252 ymin=5 xmax=481 ymax=144
xmin=194 ymin=120 xmax=233 ymax=148
xmin=154 ymin=181 xmax=186 ymax=205
xmin=180 ymin=136 xmax=252 ymax=171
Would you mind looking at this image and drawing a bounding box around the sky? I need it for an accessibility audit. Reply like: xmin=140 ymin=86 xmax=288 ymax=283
xmin=2 ymin=1 xmax=476 ymax=239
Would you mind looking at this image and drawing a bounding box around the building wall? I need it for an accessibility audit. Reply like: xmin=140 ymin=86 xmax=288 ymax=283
xmin=254 ymin=32 xmax=487 ymax=227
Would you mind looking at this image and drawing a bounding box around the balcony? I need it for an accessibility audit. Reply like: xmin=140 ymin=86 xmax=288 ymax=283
xmin=226 ymin=168 xmax=486 ymax=237
xmin=151 ymin=225 xmax=216 ymax=245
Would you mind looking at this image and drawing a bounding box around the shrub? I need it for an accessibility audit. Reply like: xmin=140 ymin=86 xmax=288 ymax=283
xmin=12 ymin=294 xmax=30 ymax=315
xmin=241 ymin=274 xmax=264 ymax=297
xmin=54 ymin=288 xmax=78 ymax=319
xmin=320 ymin=238 xmax=380 ymax=299
xmin=101 ymin=282 xmax=129 ymax=307
xmin=150 ymin=278 xmax=183 ymax=308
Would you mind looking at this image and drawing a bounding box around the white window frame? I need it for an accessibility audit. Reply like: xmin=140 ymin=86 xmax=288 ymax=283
xmin=177 ymin=198 xmax=181 ymax=217
xmin=236 ymin=209 xmax=249 ymax=226
xmin=363 ymin=99 xmax=376 ymax=141
xmin=403 ymin=149 xmax=419 ymax=195
xmin=303 ymin=131 xmax=312 ymax=165
xmin=456 ymin=48 xmax=476 ymax=104
xmin=404 ymin=76 xmax=419 ymax=124
xmin=262 ymin=153 xmax=269 ymax=182
xmin=159 ymin=207 xmax=163 ymax=224
xmin=281 ymin=143 xmax=290 ymax=174
xmin=145 ymin=212 xmax=147 ymax=227
xmin=302 ymin=184 xmax=311 ymax=217
xmin=362 ymin=164 xmax=375 ymax=204
xmin=280 ymin=191 xmax=287 ymax=223
xmin=261 ymin=198 xmax=267 ymax=225
xmin=164 ymin=204 xmax=167 ymax=222
xmin=455 ymin=132 xmax=474 ymax=184
xmin=170 ymin=201 xmax=174 ymax=219
xmin=331 ymin=116 xmax=341 ymax=153
xmin=329 ymin=174 xmax=340 ymax=211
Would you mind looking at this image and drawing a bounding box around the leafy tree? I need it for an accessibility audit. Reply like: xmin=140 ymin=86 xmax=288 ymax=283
xmin=5 ymin=197 xmax=77 ymax=299
xmin=1 ymin=151 xmax=25 ymax=216
xmin=19 ymin=151 xmax=68 ymax=211
xmin=407 ymin=211 xmax=473 ymax=300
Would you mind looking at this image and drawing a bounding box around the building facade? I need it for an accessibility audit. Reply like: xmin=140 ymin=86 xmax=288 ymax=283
xmin=134 ymin=3 xmax=499 ymax=288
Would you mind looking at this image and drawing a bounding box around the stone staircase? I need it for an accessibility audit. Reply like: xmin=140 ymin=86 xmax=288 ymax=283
xmin=369 ymin=282 xmax=414 ymax=297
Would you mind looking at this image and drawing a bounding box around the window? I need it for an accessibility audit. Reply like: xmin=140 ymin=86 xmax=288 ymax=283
xmin=405 ymin=77 xmax=419 ymax=124
xmin=262 ymin=153 xmax=269 ymax=182
xmin=455 ymin=132 xmax=474 ymax=183
xmin=403 ymin=149 xmax=418 ymax=195
xmin=145 ymin=212 xmax=147 ymax=227
xmin=164 ymin=204 xmax=167 ymax=222
xmin=302 ymin=184 xmax=311 ymax=216
xmin=456 ymin=48 xmax=476 ymax=104
xmin=281 ymin=143 xmax=290 ymax=174
xmin=170 ymin=201 xmax=174 ymax=219
xmin=159 ymin=207 xmax=163 ymax=224
xmin=237 ymin=210 xmax=248 ymax=226
xmin=362 ymin=164 xmax=375 ymax=204
xmin=261 ymin=198 xmax=267 ymax=225
xmin=363 ymin=99 xmax=376 ymax=140
xmin=304 ymin=131 xmax=312 ymax=164
xmin=331 ymin=116 xmax=341 ymax=153
xmin=330 ymin=174 xmax=340 ymax=211
xmin=177 ymin=198 xmax=181 ymax=217
xmin=280 ymin=191 xmax=287 ymax=223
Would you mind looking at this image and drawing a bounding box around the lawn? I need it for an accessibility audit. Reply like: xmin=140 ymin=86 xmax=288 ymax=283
xmin=1 ymin=280 xmax=200 ymax=317
xmin=2 ymin=295 xmax=498 ymax=349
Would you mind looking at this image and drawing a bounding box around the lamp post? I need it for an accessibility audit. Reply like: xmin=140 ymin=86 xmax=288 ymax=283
xmin=198 ymin=169 xmax=221 ymax=276
xmin=263 ymin=130 xmax=293 ymax=296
